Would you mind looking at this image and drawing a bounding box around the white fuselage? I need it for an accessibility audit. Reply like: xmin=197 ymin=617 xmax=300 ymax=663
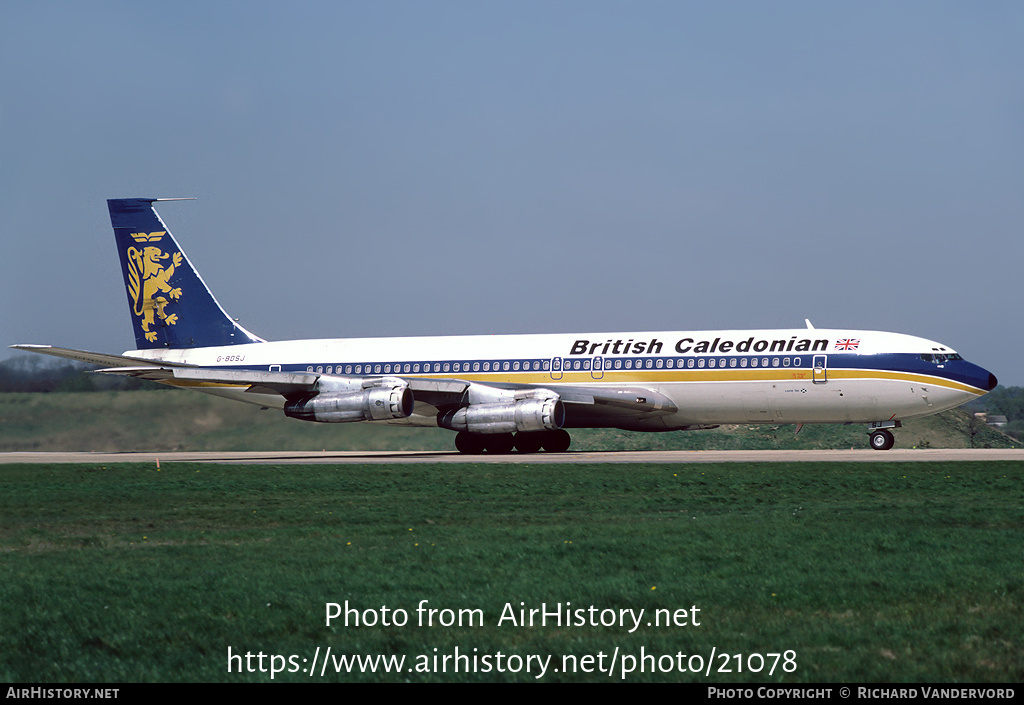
xmin=127 ymin=327 xmax=993 ymax=430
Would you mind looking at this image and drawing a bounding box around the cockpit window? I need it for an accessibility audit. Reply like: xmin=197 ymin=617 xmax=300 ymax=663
xmin=921 ymin=353 xmax=962 ymax=363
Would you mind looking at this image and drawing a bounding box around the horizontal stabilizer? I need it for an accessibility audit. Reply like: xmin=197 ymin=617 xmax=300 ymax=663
xmin=9 ymin=344 xmax=188 ymax=369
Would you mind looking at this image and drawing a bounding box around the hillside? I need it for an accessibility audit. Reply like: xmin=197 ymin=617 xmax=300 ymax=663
xmin=1 ymin=390 xmax=1018 ymax=452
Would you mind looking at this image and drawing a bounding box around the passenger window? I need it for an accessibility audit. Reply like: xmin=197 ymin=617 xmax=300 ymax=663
xmin=473 ymin=362 xmax=480 ymax=372
xmin=783 ymin=358 xmax=790 ymax=367
xmin=771 ymin=358 xmax=779 ymax=367
xmin=504 ymin=362 xmax=510 ymax=371
xmin=740 ymin=358 xmax=747 ymax=368
xmin=730 ymin=359 xmax=736 ymax=367
xmin=657 ymin=359 xmax=664 ymax=369
xmin=709 ymin=359 xmax=716 ymax=368
xmin=687 ymin=358 xmax=694 ymax=368
xmin=698 ymin=358 xmax=705 ymax=368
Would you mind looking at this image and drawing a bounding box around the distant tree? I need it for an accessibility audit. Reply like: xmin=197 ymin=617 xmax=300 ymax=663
xmin=984 ymin=386 xmax=1024 ymax=422
xmin=0 ymin=355 xmax=166 ymax=393
xmin=974 ymin=386 xmax=1024 ymax=441
xmin=0 ymin=356 xmax=86 ymax=392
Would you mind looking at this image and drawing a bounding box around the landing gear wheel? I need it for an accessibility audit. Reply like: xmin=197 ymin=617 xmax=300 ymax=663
xmin=513 ymin=432 xmax=543 ymax=454
xmin=869 ymin=429 xmax=895 ymax=451
xmin=484 ymin=433 xmax=516 ymax=454
xmin=540 ymin=429 xmax=571 ymax=453
xmin=455 ymin=432 xmax=486 ymax=454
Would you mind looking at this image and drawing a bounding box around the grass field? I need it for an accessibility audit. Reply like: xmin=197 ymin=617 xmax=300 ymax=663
xmin=0 ymin=390 xmax=1018 ymax=452
xmin=1 ymin=461 xmax=1021 ymax=682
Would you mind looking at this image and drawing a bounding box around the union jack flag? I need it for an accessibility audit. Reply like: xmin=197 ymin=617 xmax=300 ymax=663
xmin=834 ymin=339 xmax=860 ymax=351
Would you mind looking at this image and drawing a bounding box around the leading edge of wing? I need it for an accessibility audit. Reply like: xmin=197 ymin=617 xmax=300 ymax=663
xmin=95 ymin=365 xmax=472 ymax=399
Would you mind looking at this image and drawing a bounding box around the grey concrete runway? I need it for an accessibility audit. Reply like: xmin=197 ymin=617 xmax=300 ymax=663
xmin=2 ymin=449 xmax=1022 ymax=464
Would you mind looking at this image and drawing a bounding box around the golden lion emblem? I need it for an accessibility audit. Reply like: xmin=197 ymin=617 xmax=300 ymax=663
xmin=126 ymin=245 xmax=183 ymax=342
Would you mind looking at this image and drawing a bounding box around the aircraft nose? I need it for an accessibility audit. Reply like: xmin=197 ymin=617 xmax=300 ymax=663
xmin=969 ymin=363 xmax=998 ymax=392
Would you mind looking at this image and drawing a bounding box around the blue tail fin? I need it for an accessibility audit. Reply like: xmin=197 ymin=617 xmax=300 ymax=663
xmin=108 ymin=198 xmax=264 ymax=350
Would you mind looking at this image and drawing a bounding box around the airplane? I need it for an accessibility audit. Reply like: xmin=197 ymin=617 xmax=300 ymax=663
xmin=13 ymin=198 xmax=998 ymax=453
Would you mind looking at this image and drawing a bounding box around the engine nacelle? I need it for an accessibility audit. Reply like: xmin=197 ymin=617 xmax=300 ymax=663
xmin=438 ymin=397 xmax=565 ymax=435
xmin=284 ymin=384 xmax=413 ymax=423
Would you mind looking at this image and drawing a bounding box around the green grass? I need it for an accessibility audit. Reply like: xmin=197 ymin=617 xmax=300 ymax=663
xmin=0 ymin=390 xmax=1018 ymax=452
xmin=1 ymin=461 xmax=1021 ymax=682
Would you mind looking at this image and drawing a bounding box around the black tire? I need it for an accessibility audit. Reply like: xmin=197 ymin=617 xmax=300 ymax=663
xmin=514 ymin=433 xmax=543 ymax=454
xmin=541 ymin=429 xmax=571 ymax=453
xmin=455 ymin=432 xmax=486 ymax=454
xmin=484 ymin=433 xmax=516 ymax=454
xmin=869 ymin=429 xmax=895 ymax=451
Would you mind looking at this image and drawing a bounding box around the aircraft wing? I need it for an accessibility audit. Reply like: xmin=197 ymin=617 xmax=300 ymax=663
xmin=90 ymin=363 xmax=470 ymax=399
xmin=555 ymin=385 xmax=677 ymax=414
xmin=11 ymin=344 xmax=677 ymax=427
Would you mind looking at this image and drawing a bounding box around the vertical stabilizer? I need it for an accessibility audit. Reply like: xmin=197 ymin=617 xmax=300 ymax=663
xmin=108 ymin=198 xmax=264 ymax=350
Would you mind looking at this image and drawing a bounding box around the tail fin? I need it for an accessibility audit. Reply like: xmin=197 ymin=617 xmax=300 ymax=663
xmin=108 ymin=198 xmax=264 ymax=350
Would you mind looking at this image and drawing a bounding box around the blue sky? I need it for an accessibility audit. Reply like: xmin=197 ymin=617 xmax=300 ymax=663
xmin=2 ymin=2 xmax=1022 ymax=382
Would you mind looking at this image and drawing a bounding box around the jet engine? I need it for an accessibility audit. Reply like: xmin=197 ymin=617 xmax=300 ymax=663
xmin=284 ymin=380 xmax=413 ymax=423
xmin=437 ymin=387 xmax=565 ymax=434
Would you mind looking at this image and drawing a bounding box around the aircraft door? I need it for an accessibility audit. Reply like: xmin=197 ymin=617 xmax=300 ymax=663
xmin=550 ymin=357 xmax=563 ymax=380
xmin=812 ymin=355 xmax=827 ymax=384
xmin=591 ymin=356 xmax=604 ymax=379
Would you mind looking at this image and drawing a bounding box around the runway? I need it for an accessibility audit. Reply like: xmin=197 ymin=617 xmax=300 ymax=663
xmin=2 ymin=449 xmax=1023 ymax=464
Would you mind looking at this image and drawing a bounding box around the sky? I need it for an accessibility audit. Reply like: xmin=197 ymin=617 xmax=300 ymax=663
xmin=2 ymin=2 xmax=1022 ymax=383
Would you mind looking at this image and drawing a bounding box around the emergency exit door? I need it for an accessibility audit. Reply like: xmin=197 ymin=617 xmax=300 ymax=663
xmin=812 ymin=355 xmax=827 ymax=383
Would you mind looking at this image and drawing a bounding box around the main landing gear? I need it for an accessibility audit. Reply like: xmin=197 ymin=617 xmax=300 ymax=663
xmin=867 ymin=421 xmax=901 ymax=451
xmin=455 ymin=429 xmax=571 ymax=454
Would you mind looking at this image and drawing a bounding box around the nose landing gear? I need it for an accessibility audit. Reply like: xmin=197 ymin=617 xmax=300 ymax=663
xmin=867 ymin=421 xmax=901 ymax=450
xmin=869 ymin=429 xmax=895 ymax=450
